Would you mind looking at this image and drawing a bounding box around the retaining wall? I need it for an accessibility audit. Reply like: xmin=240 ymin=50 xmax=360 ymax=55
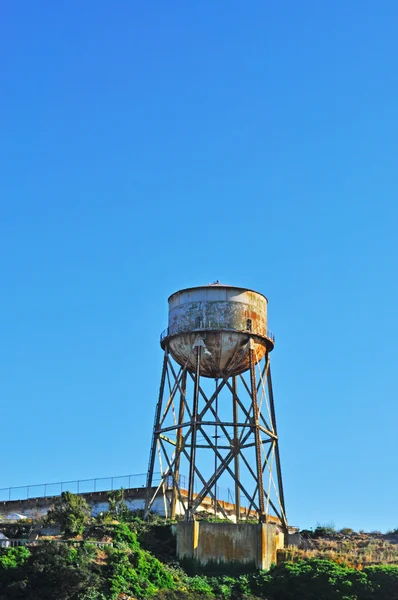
xmin=177 ymin=521 xmax=284 ymax=571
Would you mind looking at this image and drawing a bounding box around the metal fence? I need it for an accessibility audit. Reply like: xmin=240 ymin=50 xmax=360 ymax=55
xmin=1 ymin=539 xmax=113 ymax=548
xmin=0 ymin=472 xmax=235 ymax=507
xmin=0 ymin=473 xmax=161 ymax=503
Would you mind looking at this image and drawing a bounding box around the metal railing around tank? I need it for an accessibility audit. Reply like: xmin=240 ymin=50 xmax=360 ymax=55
xmin=160 ymin=323 xmax=275 ymax=344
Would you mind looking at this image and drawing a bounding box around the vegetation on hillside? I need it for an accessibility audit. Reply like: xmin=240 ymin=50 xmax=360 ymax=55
xmin=282 ymin=525 xmax=398 ymax=567
xmin=0 ymin=493 xmax=398 ymax=599
xmin=46 ymin=491 xmax=91 ymax=535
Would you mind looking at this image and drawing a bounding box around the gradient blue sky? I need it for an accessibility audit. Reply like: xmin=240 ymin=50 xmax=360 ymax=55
xmin=1 ymin=1 xmax=397 ymax=532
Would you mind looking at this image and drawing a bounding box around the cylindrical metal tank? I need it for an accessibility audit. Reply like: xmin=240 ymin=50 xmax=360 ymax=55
xmin=160 ymin=284 xmax=274 ymax=378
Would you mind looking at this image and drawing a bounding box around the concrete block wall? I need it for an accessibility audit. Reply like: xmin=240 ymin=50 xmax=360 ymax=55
xmin=177 ymin=521 xmax=284 ymax=571
xmin=0 ymin=488 xmax=166 ymax=521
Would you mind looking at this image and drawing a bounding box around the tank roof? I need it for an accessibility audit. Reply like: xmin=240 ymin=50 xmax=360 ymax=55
xmin=168 ymin=284 xmax=268 ymax=302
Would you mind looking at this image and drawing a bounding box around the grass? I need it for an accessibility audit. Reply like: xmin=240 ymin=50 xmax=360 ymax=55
xmin=280 ymin=530 xmax=398 ymax=567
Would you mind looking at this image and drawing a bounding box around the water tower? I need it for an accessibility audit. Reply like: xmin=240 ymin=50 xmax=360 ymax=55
xmin=145 ymin=284 xmax=287 ymax=531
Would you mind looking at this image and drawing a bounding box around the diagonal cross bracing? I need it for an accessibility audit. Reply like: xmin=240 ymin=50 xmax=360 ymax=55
xmin=145 ymin=339 xmax=288 ymax=531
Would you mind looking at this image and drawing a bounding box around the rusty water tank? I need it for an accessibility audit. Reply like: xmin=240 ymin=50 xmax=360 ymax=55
xmin=160 ymin=284 xmax=274 ymax=378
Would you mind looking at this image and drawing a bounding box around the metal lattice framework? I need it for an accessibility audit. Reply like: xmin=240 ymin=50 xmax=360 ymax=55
xmin=145 ymin=336 xmax=287 ymax=530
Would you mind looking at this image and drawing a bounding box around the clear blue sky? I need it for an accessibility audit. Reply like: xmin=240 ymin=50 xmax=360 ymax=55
xmin=1 ymin=0 xmax=397 ymax=532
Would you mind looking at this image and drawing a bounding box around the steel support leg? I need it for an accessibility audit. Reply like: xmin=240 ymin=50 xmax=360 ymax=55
xmin=267 ymin=358 xmax=288 ymax=532
xmin=187 ymin=345 xmax=201 ymax=519
xmin=145 ymin=349 xmax=168 ymax=517
xmin=214 ymin=378 xmax=218 ymax=517
xmin=171 ymin=371 xmax=186 ymax=518
xmin=232 ymin=376 xmax=241 ymax=522
xmin=249 ymin=345 xmax=266 ymax=521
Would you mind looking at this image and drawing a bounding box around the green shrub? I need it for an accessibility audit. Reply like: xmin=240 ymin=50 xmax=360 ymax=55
xmin=188 ymin=575 xmax=215 ymax=596
xmin=46 ymin=491 xmax=91 ymax=535
xmin=0 ymin=542 xmax=104 ymax=600
xmin=249 ymin=558 xmax=368 ymax=600
xmin=107 ymin=488 xmax=130 ymax=521
xmin=363 ymin=564 xmax=398 ymax=600
xmin=0 ymin=546 xmax=30 ymax=569
xmin=155 ymin=592 xmax=216 ymax=600
xmin=340 ymin=527 xmax=355 ymax=535
xmin=313 ymin=522 xmax=337 ymax=537
xmin=105 ymin=524 xmax=176 ymax=599
xmin=207 ymin=575 xmax=240 ymax=598
xmin=112 ymin=522 xmax=140 ymax=549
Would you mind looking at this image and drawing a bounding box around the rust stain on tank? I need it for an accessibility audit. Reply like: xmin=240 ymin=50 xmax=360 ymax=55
xmin=162 ymin=285 xmax=273 ymax=378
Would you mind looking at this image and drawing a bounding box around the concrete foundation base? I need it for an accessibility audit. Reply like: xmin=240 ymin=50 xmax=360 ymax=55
xmin=176 ymin=521 xmax=284 ymax=572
